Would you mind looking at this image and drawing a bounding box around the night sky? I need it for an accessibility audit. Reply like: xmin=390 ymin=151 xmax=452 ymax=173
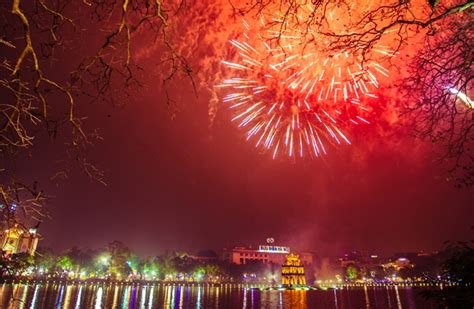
xmin=9 ymin=0 xmax=473 ymax=258
xmin=18 ymin=88 xmax=470 ymax=257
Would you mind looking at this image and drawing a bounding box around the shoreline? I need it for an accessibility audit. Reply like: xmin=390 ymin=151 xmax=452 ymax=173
xmin=0 ymin=278 xmax=456 ymax=289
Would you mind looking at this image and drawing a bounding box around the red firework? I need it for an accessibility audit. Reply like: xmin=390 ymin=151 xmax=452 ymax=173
xmin=218 ymin=4 xmax=393 ymax=159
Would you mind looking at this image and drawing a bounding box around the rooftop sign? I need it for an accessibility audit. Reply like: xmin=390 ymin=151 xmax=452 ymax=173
xmin=258 ymin=245 xmax=290 ymax=253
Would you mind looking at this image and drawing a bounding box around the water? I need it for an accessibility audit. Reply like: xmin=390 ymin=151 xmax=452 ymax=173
xmin=0 ymin=283 xmax=437 ymax=308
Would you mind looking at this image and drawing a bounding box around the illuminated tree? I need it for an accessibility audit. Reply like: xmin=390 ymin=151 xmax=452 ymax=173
xmin=56 ymin=255 xmax=74 ymax=272
xmin=200 ymin=264 xmax=224 ymax=281
xmin=156 ymin=253 xmax=177 ymax=279
xmin=107 ymin=241 xmax=131 ymax=278
xmin=345 ymin=264 xmax=359 ymax=281
xmin=94 ymin=252 xmax=111 ymax=276
xmin=141 ymin=256 xmax=160 ymax=279
xmin=126 ymin=254 xmax=141 ymax=277
xmin=0 ymin=252 xmax=33 ymax=276
xmin=61 ymin=247 xmax=96 ymax=277
xmin=34 ymin=248 xmax=56 ymax=273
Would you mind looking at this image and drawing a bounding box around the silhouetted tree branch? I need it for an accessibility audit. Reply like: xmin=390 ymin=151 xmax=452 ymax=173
xmin=230 ymin=0 xmax=473 ymax=186
xmin=0 ymin=0 xmax=190 ymax=226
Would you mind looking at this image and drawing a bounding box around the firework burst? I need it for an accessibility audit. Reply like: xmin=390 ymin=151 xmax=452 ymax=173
xmin=218 ymin=3 xmax=393 ymax=159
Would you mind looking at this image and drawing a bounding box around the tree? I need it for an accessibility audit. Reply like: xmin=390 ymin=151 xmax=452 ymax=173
xmin=141 ymin=256 xmax=160 ymax=279
xmin=34 ymin=247 xmax=56 ymax=274
xmin=421 ymin=239 xmax=474 ymax=307
xmin=397 ymin=2 xmax=473 ymax=187
xmin=64 ymin=247 xmax=97 ymax=277
xmin=200 ymin=264 xmax=224 ymax=281
xmin=94 ymin=252 xmax=111 ymax=277
xmin=157 ymin=252 xmax=179 ymax=280
xmin=0 ymin=0 xmax=192 ymax=228
xmin=0 ymin=252 xmax=33 ymax=276
xmin=107 ymin=241 xmax=132 ymax=278
xmin=126 ymin=254 xmax=141 ymax=277
xmin=345 ymin=264 xmax=359 ymax=281
xmin=56 ymin=255 xmax=74 ymax=273
xmin=224 ymin=0 xmax=472 ymax=184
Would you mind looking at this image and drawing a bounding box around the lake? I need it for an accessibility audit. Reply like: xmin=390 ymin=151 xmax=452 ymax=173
xmin=0 ymin=283 xmax=438 ymax=308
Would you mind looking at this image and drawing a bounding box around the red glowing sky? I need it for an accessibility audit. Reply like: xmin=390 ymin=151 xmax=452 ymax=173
xmin=10 ymin=0 xmax=472 ymax=256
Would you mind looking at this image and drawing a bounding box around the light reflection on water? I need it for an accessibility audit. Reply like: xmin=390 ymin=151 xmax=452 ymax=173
xmin=0 ymin=283 xmax=436 ymax=308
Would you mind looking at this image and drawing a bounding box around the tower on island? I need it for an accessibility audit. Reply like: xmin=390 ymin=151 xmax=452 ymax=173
xmin=281 ymin=253 xmax=306 ymax=286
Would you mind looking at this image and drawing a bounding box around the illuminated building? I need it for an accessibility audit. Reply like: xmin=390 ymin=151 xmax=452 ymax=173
xmin=382 ymin=257 xmax=413 ymax=271
xmin=223 ymin=245 xmax=290 ymax=265
xmin=0 ymin=224 xmax=39 ymax=256
xmin=281 ymin=253 xmax=306 ymax=285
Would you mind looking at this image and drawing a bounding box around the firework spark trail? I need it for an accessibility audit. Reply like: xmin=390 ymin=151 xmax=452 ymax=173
xmin=218 ymin=3 xmax=394 ymax=159
xmin=447 ymin=87 xmax=474 ymax=109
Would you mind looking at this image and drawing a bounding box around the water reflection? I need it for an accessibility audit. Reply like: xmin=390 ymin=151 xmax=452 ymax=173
xmin=94 ymin=287 xmax=103 ymax=309
xmin=74 ymin=286 xmax=83 ymax=309
xmin=0 ymin=283 xmax=437 ymax=308
xmin=55 ymin=285 xmax=65 ymax=307
xmin=364 ymin=286 xmax=370 ymax=309
xmin=196 ymin=286 xmax=201 ymax=308
xmin=29 ymin=285 xmax=39 ymax=309
xmin=394 ymin=285 xmax=402 ymax=309
xmin=387 ymin=286 xmax=393 ymax=308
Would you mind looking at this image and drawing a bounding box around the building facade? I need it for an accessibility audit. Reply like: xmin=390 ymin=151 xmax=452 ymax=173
xmin=224 ymin=245 xmax=290 ymax=265
xmin=0 ymin=224 xmax=39 ymax=256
